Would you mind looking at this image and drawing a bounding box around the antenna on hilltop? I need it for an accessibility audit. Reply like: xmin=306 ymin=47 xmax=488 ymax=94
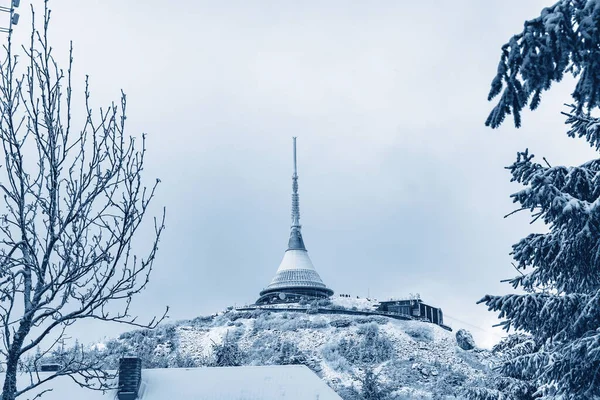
xmin=293 ymin=136 xmax=298 ymax=176
xmin=255 ymin=137 xmax=334 ymax=305
xmin=0 ymin=0 xmax=19 ymax=34
xmin=291 ymin=137 xmax=301 ymax=231
xmin=286 ymin=137 xmax=306 ymax=251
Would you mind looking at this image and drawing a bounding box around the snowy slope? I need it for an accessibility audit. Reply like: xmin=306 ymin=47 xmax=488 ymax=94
xmin=102 ymin=307 xmax=495 ymax=399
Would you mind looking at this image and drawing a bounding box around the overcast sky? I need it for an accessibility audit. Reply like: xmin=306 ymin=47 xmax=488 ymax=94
xmin=6 ymin=0 xmax=596 ymax=349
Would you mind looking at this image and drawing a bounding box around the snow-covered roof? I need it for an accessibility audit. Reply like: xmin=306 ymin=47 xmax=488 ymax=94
xmin=2 ymin=365 xmax=341 ymax=400
xmin=265 ymin=249 xmax=330 ymax=290
xmin=329 ymin=294 xmax=380 ymax=311
xmin=275 ymin=249 xmax=317 ymax=273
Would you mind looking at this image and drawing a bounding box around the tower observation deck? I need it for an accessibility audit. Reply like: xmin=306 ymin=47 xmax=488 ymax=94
xmin=256 ymin=138 xmax=334 ymax=305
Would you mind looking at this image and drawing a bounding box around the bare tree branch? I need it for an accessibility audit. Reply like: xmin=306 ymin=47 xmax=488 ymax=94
xmin=0 ymin=2 xmax=167 ymax=399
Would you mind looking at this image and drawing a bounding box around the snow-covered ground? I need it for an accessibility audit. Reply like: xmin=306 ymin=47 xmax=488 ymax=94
xmin=166 ymin=309 xmax=492 ymax=398
xmin=1 ymin=366 xmax=341 ymax=400
xmin=329 ymin=294 xmax=380 ymax=311
xmin=96 ymin=304 xmax=496 ymax=398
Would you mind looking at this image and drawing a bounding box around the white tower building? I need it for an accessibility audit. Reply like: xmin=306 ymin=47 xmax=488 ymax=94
xmin=256 ymin=138 xmax=334 ymax=305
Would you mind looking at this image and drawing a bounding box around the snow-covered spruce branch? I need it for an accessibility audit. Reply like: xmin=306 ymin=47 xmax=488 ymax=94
xmin=474 ymin=1 xmax=600 ymax=397
xmin=479 ymin=293 xmax=586 ymax=337
xmin=503 ymin=147 xmax=600 ymax=293
xmin=562 ymin=105 xmax=600 ymax=150
xmin=486 ymin=0 xmax=600 ymax=128
xmin=0 ymin=2 xmax=167 ymax=400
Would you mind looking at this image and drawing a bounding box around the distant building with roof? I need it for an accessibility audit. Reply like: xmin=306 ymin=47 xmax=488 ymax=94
xmin=377 ymin=298 xmax=447 ymax=327
xmin=256 ymin=138 xmax=333 ymax=305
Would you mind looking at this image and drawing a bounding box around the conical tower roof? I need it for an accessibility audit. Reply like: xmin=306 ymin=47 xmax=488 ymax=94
xmin=257 ymin=138 xmax=333 ymax=304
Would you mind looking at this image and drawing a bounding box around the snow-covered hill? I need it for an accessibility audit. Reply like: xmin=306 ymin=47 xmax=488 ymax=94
xmin=97 ymin=301 xmax=496 ymax=399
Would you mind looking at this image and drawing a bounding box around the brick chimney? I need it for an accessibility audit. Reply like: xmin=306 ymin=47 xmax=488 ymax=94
xmin=117 ymin=357 xmax=142 ymax=400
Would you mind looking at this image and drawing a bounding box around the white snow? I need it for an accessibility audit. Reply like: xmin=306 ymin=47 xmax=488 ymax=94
xmin=91 ymin=342 xmax=106 ymax=351
xmin=171 ymin=309 xmax=492 ymax=397
xmin=274 ymin=249 xmax=318 ymax=272
xmin=329 ymin=294 xmax=379 ymax=310
xmin=0 ymin=365 xmax=341 ymax=400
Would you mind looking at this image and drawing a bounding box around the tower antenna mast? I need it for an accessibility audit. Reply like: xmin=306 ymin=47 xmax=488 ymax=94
xmin=291 ymin=137 xmax=300 ymax=230
xmin=255 ymin=137 xmax=334 ymax=304
xmin=293 ymin=136 xmax=297 ymax=176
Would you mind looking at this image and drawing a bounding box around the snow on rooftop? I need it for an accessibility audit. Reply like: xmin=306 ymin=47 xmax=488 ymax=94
xmin=1 ymin=365 xmax=341 ymax=400
xmin=329 ymin=294 xmax=379 ymax=311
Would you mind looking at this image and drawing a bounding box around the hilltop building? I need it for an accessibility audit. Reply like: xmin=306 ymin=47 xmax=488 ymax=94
xmin=256 ymin=138 xmax=334 ymax=305
xmin=250 ymin=140 xmax=451 ymax=333
xmin=377 ymin=298 xmax=446 ymax=326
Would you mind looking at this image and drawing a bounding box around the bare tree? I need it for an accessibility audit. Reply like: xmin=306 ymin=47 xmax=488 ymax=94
xmin=0 ymin=2 xmax=167 ymax=399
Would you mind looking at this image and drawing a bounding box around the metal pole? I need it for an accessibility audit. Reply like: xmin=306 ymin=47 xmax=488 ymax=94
xmin=292 ymin=136 xmax=297 ymax=177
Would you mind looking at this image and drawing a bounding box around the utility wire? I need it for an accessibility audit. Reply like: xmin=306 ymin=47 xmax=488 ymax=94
xmin=444 ymin=314 xmax=504 ymax=339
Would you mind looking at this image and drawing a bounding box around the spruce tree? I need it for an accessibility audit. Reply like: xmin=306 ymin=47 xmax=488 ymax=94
xmin=465 ymin=334 xmax=538 ymax=399
xmin=349 ymin=366 xmax=390 ymax=400
xmin=478 ymin=0 xmax=600 ymax=398
xmin=358 ymin=367 xmax=388 ymax=400
xmin=211 ymin=332 xmax=245 ymax=367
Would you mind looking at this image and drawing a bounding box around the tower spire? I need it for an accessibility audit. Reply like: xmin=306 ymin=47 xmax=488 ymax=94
xmin=288 ymin=137 xmax=305 ymax=250
xmin=255 ymin=137 xmax=333 ymax=305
